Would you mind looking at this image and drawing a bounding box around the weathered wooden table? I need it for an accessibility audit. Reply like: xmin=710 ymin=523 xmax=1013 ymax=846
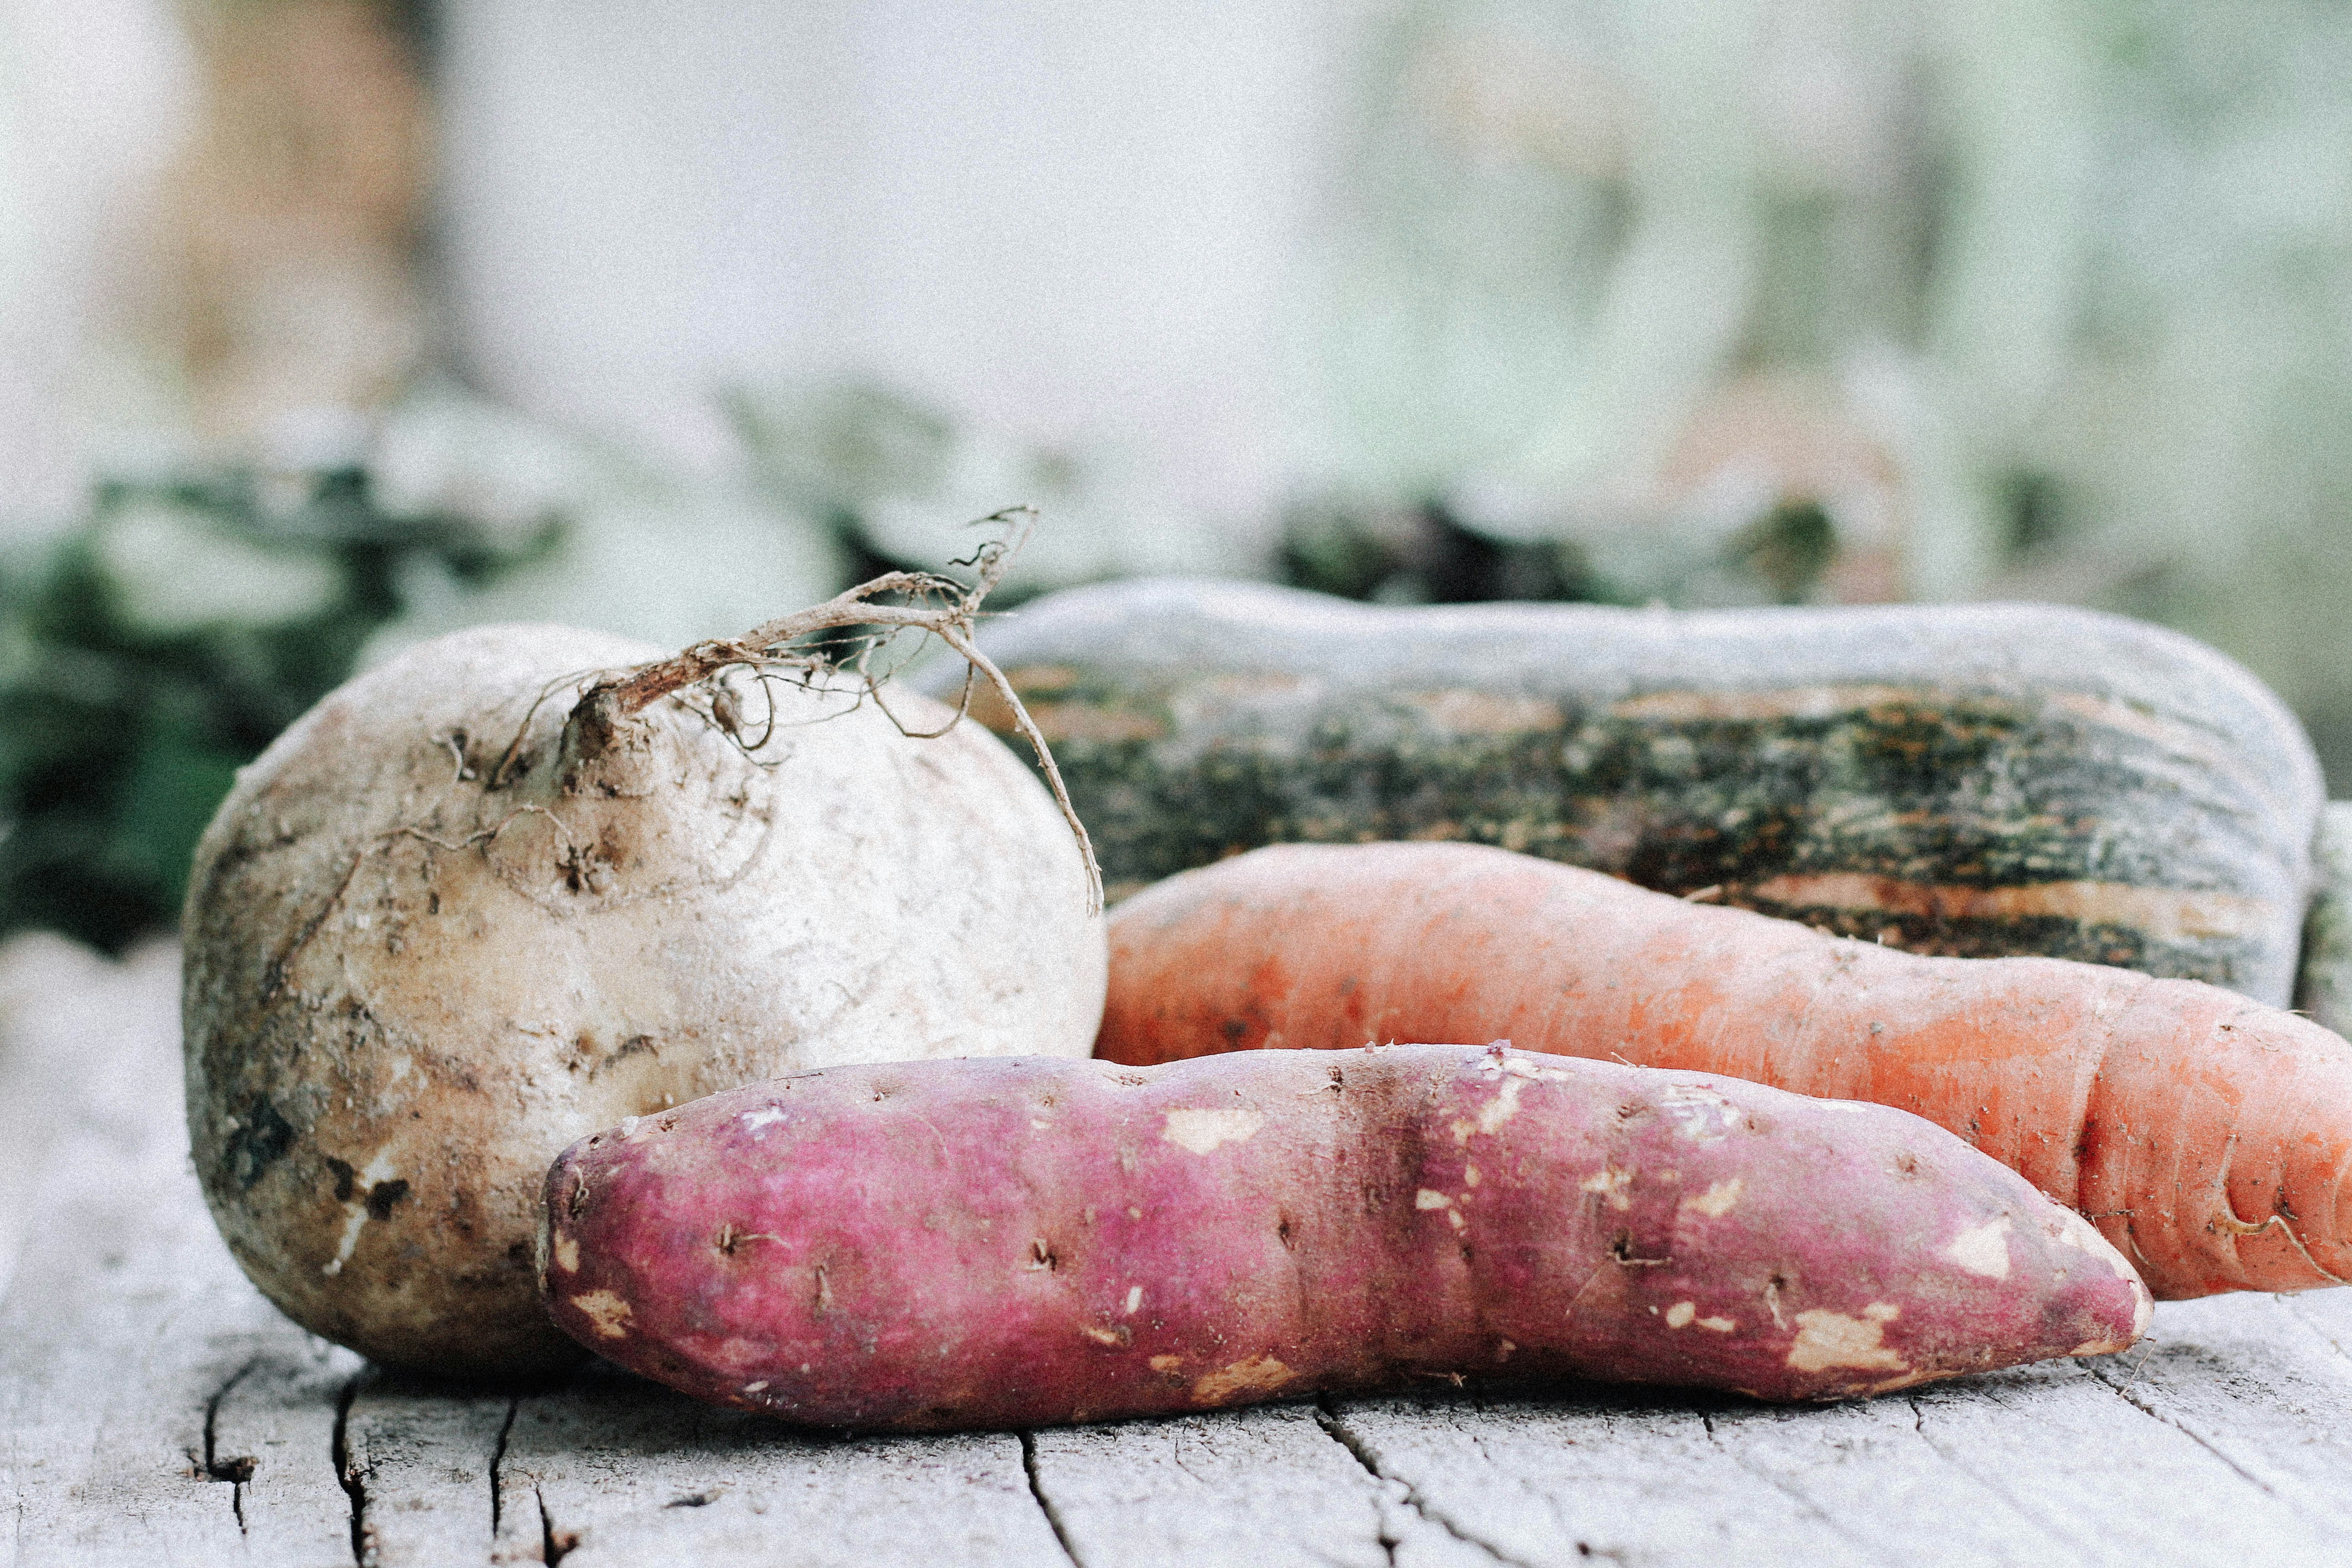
xmin=6 ymin=940 xmax=2352 ymax=1568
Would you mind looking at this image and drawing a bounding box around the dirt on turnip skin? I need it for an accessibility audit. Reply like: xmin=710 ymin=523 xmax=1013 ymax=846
xmin=184 ymin=515 xmax=1107 ymax=1375
xmin=542 ymin=1044 xmax=2151 ymax=1428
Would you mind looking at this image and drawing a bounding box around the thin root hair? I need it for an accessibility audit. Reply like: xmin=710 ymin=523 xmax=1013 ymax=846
xmin=866 ymin=660 xmax=976 ymax=743
xmin=2212 ymin=1205 xmax=2352 ymax=1287
xmin=389 ymin=802 xmax=583 ymax=858
xmin=581 ymin=506 xmax=1102 ymax=909
xmin=704 ymin=665 xmax=878 ymax=766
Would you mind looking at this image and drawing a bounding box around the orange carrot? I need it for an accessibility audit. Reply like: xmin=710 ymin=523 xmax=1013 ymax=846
xmin=1097 ymin=841 xmax=2352 ymax=1301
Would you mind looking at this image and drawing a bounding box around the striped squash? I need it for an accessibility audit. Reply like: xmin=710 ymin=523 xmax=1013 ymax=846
xmin=2295 ymin=802 xmax=2352 ymax=1030
xmin=935 ymin=579 xmax=2324 ymax=1005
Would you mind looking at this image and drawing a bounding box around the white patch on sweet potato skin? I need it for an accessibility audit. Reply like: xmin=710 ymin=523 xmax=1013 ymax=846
xmin=1161 ymin=1107 xmax=1264 ymax=1154
xmin=1579 ymin=1166 xmax=1635 ymax=1210
xmin=1680 ymin=1178 xmax=1744 ymax=1218
xmin=1785 ymin=1303 xmax=1907 ymax=1373
xmin=570 ymin=1289 xmax=635 ymax=1340
xmin=1864 ymin=1367 xmax=1938 ymax=1395
xmin=1477 ymin=1075 xmax=1528 ymax=1134
xmin=1660 ymin=1085 xmax=1744 ymax=1142
xmin=1662 ymin=1301 xmax=1738 ymax=1333
xmin=1192 ymin=1354 xmax=1296 ymax=1404
xmin=552 ymin=1233 xmax=581 ymax=1274
xmin=1946 ymin=1215 xmax=2014 ymax=1279
xmin=1415 ymin=1188 xmax=1454 ymax=1210
xmin=1464 ymin=1050 xmax=1567 ymax=1137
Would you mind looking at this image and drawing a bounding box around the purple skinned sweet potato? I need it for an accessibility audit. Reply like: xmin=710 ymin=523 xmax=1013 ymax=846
xmin=539 ymin=1043 xmax=2150 ymax=1429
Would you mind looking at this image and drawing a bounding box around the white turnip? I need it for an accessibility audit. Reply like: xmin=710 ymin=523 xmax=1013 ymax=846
xmin=184 ymin=517 xmax=1105 ymax=1373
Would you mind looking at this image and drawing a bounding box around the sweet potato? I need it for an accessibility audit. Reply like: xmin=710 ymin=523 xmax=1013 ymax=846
xmin=1097 ymin=841 xmax=2352 ymax=1301
xmin=540 ymin=1045 xmax=2148 ymax=1428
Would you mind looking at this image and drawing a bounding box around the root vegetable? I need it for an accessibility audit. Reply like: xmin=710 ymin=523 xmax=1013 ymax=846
xmin=541 ymin=1044 xmax=2148 ymax=1428
xmin=1097 ymin=841 xmax=2352 ymax=1301
xmin=184 ymin=524 xmax=1105 ymax=1374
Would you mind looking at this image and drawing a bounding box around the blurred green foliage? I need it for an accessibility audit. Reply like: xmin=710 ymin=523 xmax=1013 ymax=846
xmin=0 ymin=468 xmax=555 ymax=952
xmin=1276 ymin=498 xmax=1841 ymax=608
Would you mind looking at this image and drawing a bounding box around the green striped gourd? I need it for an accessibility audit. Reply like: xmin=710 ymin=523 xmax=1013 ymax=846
xmin=934 ymin=579 xmax=2323 ymax=1005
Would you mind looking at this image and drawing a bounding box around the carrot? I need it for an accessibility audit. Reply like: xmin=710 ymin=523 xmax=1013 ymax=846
xmin=1097 ymin=841 xmax=2352 ymax=1301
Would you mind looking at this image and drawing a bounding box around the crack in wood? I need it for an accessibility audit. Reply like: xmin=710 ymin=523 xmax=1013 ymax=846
xmin=488 ymin=1396 xmax=519 ymax=1542
xmin=537 ymin=1484 xmax=578 ymax=1565
xmin=192 ymin=1359 xmax=260 ymax=1534
xmin=2280 ymin=1295 xmax=2352 ymax=1367
xmin=1698 ymin=1409 xmax=1887 ymax=1565
xmin=2090 ymin=1358 xmax=2278 ymax=1496
xmin=1465 ymin=1413 xmax=1590 ymax=1551
xmin=1902 ymin=1389 xmax=2111 ymax=1559
xmin=1313 ymin=1397 xmax=1536 ymax=1568
xmin=1018 ymin=1431 xmax=1085 ymax=1568
xmin=332 ymin=1372 xmax=367 ymax=1566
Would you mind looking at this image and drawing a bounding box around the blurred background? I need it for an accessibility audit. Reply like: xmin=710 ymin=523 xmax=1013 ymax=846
xmin=4 ymin=0 xmax=2351 ymax=951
